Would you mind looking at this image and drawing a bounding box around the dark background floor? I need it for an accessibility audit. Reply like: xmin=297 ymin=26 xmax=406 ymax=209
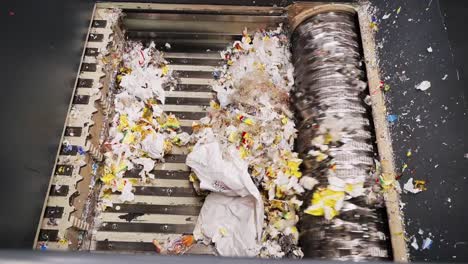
xmin=0 ymin=0 xmax=466 ymax=262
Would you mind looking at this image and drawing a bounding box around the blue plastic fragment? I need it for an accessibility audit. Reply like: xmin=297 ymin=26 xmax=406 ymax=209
xmin=213 ymin=70 xmax=221 ymax=80
xmin=63 ymin=144 xmax=73 ymax=153
xmin=387 ymin=114 xmax=398 ymax=123
xmin=77 ymin=146 xmax=86 ymax=155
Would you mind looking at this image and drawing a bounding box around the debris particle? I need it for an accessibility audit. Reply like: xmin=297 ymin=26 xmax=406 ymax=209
xmin=464 ymin=153 xmax=468 ymax=159
xmin=442 ymin=74 xmax=448 ymax=80
xmin=387 ymin=114 xmax=398 ymax=123
xmin=415 ymin=80 xmax=431 ymax=91
xmin=8 ymin=10 xmax=15 ymax=16
xmin=383 ymin=84 xmax=391 ymax=92
xmin=418 ymin=228 xmax=424 ymax=235
xmin=396 ymin=6 xmax=402 ymax=14
xmin=165 ymin=43 xmax=171 ymax=49
xmin=403 ymin=178 xmax=422 ymax=194
xmin=447 ymin=197 xmax=451 ymax=203
xmin=411 ymin=237 xmax=419 ymax=250
xmin=370 ymin=21 xmax=378 ymax=31
xmin=364 ymin=95 xmax=372 ymax=105
xmin=382 ymin=13 xmax=391 ymax=19
xmin=401 ymin=163 xmax=408 ymax=173
xmin=427 ymin=46 xmax=433 ymax=53
xmin=422 ymin=237 xmax=433 ymax=250
xmin=406 ymin=150 xmax=412 ymax=157
xmin=115 ymin=205 xmax=121 ymax=211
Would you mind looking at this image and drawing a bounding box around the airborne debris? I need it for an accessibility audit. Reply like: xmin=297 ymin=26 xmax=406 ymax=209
xmin=403 ymin=178 xmax=427 ymax=194
xmin=382 ymin=13 xmax=391 ymax=19
xmin=442 ymin=74 xmax=448 ymax=80
xmin=427 ymin=46 xmax=433 ymax=53
xmin=415 ymin=80 xmax=431 ymax=91
xmin=411 ymin=237 xmax=419 ymax=250
xmin=422 ymin=237 xmax=433 ymax=250
xmin=396 ymin=6 xmax=402 ymax=14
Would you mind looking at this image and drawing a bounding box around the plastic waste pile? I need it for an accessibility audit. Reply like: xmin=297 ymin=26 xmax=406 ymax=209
xmin=187 ymin=27 xmax=310 ymax=258
xmin=99 ymin=41 xmax=189 ymax=208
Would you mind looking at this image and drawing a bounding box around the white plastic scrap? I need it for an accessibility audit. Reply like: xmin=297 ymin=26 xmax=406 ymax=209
xmin=194 ymin=194 xmax=260 ymax=257
xmin=187 ymin=129 xmax=263 ymax=256
xmin=427 ymin=46 xmax=433 ymax=53
xmin=415 ymin=80 xmax=431 ymax=91
xmin=411 ymin=237 xmax=419 ymax=250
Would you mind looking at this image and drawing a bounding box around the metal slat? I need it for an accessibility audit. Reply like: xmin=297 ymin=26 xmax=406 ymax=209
xmin=94 ymin=232 xmax=180 ymax=243
xmin=99 ymin=222 xmax=195 ymax=234
xmin=105 ymin=204 xmax=201 ymax=216
xmin=106 ymin=195 xmax=201 ymax=205
xmin=95 ymin=241 xmax=159 ymax=252
xmin=133 ymin=186 xmax=195 ymax=197
xmin=99 ymin=213 xmax=197 ymax=224
xmin=124 ymin=169 xmax=190 ymax=180
xmin=164 ymin=84 xmax=212 ymax=92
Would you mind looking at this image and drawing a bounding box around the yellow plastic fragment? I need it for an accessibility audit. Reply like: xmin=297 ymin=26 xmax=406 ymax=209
xmin=162 ymin=115 xmax=180 ymax=130
xmin=102 ymin=188 xmax=113 ymax=198
xmin=142 ymin=106 xmax=153 ymax=120
xmin=101 ymin=173 xmax=115 ymax=185
xmin=161 ymin=65 xmax=169 ymax=76
xmin=315 ymin=152 xmax=328 ymax=162
xmin=58 ymin=239 xmax=68 ymax=246
xmin=414 ymin=180 xmax=427 ymax=191
xmin=118 ymin=115 xmax=129 ymax=131
xmin=239 ymin=146 xmax=250 ymax=159
xmin=324 ymin=133 xmax=333 ymax=144
xmin=286 ymin=159 xmax=302 ymax=178
xmin=228 ymin=132 xmax=239 ymax=143
xmin=304 ymin=188 xmax=345 ymax=220
xmin=122 ymin=132 xmax=136 ymax=144
xmin=210 ymin=100 xmax=220 ymax=110
xmin=219 ymin=227 xmax=228 ymax=237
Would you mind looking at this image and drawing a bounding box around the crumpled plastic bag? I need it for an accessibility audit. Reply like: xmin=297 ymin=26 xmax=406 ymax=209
xmin=186 ymin=128 xmax=263 ymax=256
xmin=193 ymin=193 xmax=259 ymax=257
